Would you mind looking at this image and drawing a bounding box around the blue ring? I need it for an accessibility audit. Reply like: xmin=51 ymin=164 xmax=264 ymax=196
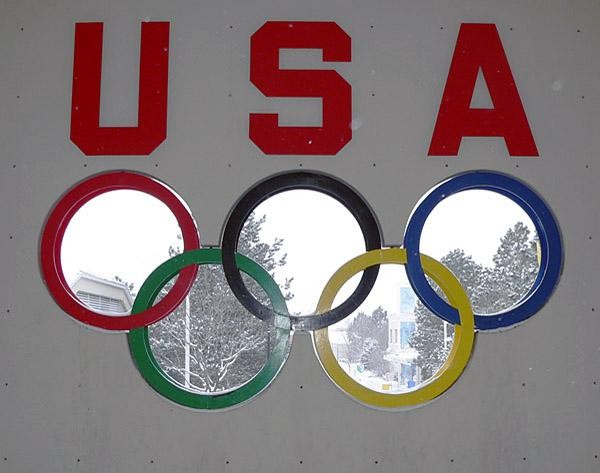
xmin=403 ymin=171 xmax=563 ymax=330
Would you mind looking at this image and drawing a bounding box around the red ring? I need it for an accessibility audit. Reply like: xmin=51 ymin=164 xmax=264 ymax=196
xmin=40 ymin=171 xmax=200 ymax=330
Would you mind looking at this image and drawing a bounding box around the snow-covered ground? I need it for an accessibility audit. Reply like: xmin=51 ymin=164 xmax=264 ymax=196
xmin=338 ymin=362 xmax=417 ymax=394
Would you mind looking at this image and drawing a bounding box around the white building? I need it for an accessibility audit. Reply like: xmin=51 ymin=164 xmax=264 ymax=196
xmin=71 ymin=272 xmax=134 ymax=315
xmin=386 ymin=287 xmax=421 ymax=388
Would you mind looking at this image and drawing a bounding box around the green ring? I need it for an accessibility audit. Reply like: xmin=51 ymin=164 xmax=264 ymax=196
xmin=128 ymin=248 xmax=292 ymax=410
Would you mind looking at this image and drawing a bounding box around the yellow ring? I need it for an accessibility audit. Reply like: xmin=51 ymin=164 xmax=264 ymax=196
xmin=312 ymin=248 xmax=475 ymax=409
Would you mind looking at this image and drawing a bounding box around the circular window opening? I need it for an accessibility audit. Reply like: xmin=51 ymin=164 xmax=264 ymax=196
xmin=238 ymin=189 xmax=366 ymax=316
xmin=148 ymin=265 xmax=278 ymax=395
xmin=61 ymin=190 xmax=183 ymax=316
xmin=327 ymin=266 xmax=455 ymax=394
xmin=418 ymin=190 xmax=540 ymax=315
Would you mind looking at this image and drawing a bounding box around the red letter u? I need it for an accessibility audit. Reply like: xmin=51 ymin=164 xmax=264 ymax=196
xmin=70 ymin=22 xmax=169 ymax=156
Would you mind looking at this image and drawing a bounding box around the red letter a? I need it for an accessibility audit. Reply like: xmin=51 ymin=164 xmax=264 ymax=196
xmin=429 ymin=24 xmax=538 ymax=157
xmin=70 ymin=22 xmax=169 ymax=156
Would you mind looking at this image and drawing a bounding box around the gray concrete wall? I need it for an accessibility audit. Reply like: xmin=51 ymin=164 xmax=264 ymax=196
xmin=1 ymin=1 xmax=598 ymax=472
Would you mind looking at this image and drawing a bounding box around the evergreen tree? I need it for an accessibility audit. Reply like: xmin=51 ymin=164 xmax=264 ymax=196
xmin=360 ymin=338 xmax=386 ymax=375
xmin=148 ymin=212 xmax=292 ymax=393
xmin=346 ymin=306 xmax=389 ymax=374
xmin=409 ymin=223 xmax=539 ymax=380
xmin=409 ymin=249 xmax=485 ymax=380
xmin=483 ymin=222 xmax=539 ymax=313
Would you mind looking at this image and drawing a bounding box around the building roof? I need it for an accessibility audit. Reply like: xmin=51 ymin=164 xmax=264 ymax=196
xmin=72 ymin=271 xmax=135 ymax=307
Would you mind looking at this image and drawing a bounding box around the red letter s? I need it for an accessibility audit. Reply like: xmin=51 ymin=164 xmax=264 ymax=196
xmin=250 ymin=21 xmax=352 ymax=156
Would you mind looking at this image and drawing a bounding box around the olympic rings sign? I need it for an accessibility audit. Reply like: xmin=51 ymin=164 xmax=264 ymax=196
xmin=40 ymin=169 xmax=563 ymax=410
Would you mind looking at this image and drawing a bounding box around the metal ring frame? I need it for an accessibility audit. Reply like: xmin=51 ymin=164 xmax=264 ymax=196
xmin=403 ymin=171 xmax=563 ymax=331
xmin=128 ymin=248 xmax=292 ymax=410
xmin=40 ymin=170 xmax=563 ymax=409
xmin=312 ymin=248 xmax=475 ymax=409
xmin=39 ymin=171 xmax=200 ymax=331
xmin=220 ymin=171 xmax=383 ymax=332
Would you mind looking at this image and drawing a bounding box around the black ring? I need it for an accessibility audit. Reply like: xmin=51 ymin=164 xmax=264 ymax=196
xmin=221 ymin=171 xmax=382 ymax=331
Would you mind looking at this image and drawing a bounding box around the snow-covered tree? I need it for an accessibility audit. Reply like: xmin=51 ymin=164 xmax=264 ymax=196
xmin=409 ymin=249 xmax=485 ymax=380
xmin=360 ymin=338 xmax=386 ymax=375
xmin=481 ymin=222 xmax=539 ymax=313
xmin=346 ymin=306 xmax=389 ymax=374
xmin=409 ymin=223 xmax=538 ymax=380
xmin=148 ymin=212 xmax=292 ymax=393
